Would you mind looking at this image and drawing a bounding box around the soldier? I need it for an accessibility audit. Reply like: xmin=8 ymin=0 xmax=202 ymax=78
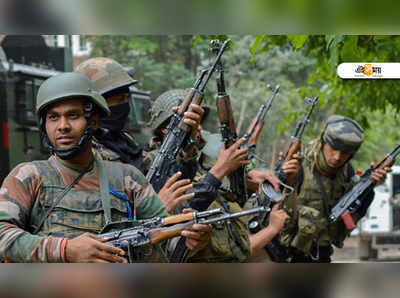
xmin=147 ymin=89 xmax=255 ymax=213
xmin=281 ymin=115 xmax=390 ymax=263
xmin=149 ymin=89 xmax=292 ymax=262
xmin=75 ymin=58 xmax=204 ymax=213
xmin=74 ymin=57 xmax=144 ymax=171
xmin=200 ymin=132 xmax=293 ymax=262
xmin=0 ymin=72 xmax=210 ymax=262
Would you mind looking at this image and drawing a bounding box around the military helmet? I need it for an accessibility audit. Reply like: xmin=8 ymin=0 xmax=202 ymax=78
xmin=322 ymin=115 xmax=364 ymax=154
xmin=75 ymin=57 xmax=137 ymax=95
xmin=149 ymin=89 xmax=210 ymax=134
xmin=149 ymin=89 xmax=183 ymax=134
xmin=36 ymin=72 xmax=111 ymax=117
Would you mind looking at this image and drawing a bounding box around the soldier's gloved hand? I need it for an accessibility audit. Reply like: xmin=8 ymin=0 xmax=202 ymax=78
xmin=209 ymin=137 xmax=250 ymax=181
xmin=180 ymin=208 xmax=212 ymax=251
xmin=370 ymin=165 xmax=391 ymax=186
xmin=172 ymin=104 xmax=204 ymax=157
xmin=268 ymin=204 xmax=290 ymax=235
xmin=65 ymin=232 xmax=127 ymax=263
xmin=280 ymin=152 xmax=301 ymax=177
xmin=158 ymin=171 xmax=195 ymax=213
xmin=247 ymin=169 xmax=281 ymax=191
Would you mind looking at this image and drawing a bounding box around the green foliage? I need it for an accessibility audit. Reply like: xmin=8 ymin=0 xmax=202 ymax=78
xmin=288 ymin=35 xmax=308 ymax=50
xmin=85 ymin=35 xmax=398 ymax=169
xmin=87 ymin=35 xmax=211 ymax=99
xmin=353 ymin=106 xmax=400 ymax=170
xmin=251 ymin=34 xmax=400 ymax=168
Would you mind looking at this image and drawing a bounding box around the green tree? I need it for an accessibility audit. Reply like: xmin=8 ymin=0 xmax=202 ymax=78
xmin=251 ymin=35 xmax=400 ymax=167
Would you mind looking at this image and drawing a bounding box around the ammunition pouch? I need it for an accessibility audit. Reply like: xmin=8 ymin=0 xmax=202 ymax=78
xmin=290 ymin=206 xmax=325 ymax=255
xmin=190 ymin=200 xmax=251 ymax=262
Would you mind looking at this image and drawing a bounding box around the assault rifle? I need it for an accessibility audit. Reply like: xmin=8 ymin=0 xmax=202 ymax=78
xmin=242 ymin=85 xmax=280 ymax=159
xmin=146 ymin=39 xmax=230 ymax=192
xmin=243 ymin=85 xmax=280 ymax=194
xmin=274 ymin=95 xmax=319 ymax=186
xmin=213 ymin=39 xmax=279 ymax=205
xmin=248 ymin=95 xmax=318 ymax=262
xmin=101 ymin=206 xmax=269 ymax=262
xmin=329 ymin=144 xmax=400 ymax=229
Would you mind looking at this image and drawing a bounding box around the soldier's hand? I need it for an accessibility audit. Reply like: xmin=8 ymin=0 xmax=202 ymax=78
xmin=158 ymin=172 xmax=195 ymax=212
xmin=172 ymin=103 xmax=204 ymax=136
xmin=280 ymin=152 xmax=301 ymax=176
xmin=181 ymin=208 xmax=212 ymax=251
xmin=247 ymin=169 xmax=281 ymax=191
xmin=209 ymin=137 xmax=250 ymax=181
xmin=268 ymin=204 xmax=290 ymax=235
xmin=172 ymin=104 xmax=204 ymax=156
xmin=371 ymin=165 xmax=391 ymax=186
xmin=65 ymin=232 xmax=127 ymax=263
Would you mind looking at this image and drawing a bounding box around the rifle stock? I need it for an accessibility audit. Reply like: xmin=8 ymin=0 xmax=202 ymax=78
xmin=150 ymin=221 xmax=194 ymax=244
xmin=216 ymin=94 xmax=237 ymax=140
xmin=246 ymin=120 xmax=264 ymax=146
xmin=243 ymin=85 xmax=280 ymax=155
xmin=284 ymin=139 xmax=301 ymax=162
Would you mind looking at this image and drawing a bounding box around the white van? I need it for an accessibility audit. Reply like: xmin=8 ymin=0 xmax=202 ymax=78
xmin=358 ymin=166 xmax=400 ymax=260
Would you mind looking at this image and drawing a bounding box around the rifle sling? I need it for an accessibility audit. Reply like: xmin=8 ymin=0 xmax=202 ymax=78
xmin=170 ymin=237 xmax=189 ymax=263
xmin=97 ymin=158 xmax=112 ymax=225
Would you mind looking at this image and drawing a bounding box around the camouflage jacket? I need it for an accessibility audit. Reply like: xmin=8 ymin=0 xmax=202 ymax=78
xmin=0 ymin=155 xmax=168 ymax=262
xmin=181 ymin=153 xmax=251 ymax=263
xmin=282 ymin=139 xmax=374 ymax=253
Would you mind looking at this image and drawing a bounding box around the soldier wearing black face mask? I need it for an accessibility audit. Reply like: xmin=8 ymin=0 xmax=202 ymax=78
xmin=75 ymin=58 xmax=144 ymax=172
xmin=76 ymin=58 xmax=206 ymax=216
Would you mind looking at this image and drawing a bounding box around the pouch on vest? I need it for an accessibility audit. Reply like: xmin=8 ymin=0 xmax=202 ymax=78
xmin=190 ymin=200 xmax=251 ymax=262
xmin=290 ymin=205 xmax=325 ymax=255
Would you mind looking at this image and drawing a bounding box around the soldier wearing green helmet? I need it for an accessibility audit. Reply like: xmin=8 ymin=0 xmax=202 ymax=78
xmin=147 ymin=89 xmax=287 ymax=263
xmin=281 ymin=115 xmax=390 ymax=263
xmin=0 ymin=72 xmax=209 ymax=262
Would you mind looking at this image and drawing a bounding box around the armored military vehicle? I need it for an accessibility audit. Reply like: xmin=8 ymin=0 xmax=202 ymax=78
xmin=0 ymin=35 xmax=68 ymax=183
xmin=0 ymin=35 xmax=153 ymax=183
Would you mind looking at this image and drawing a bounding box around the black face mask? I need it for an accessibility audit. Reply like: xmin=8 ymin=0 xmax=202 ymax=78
xmin=99 ymin=102 xmax=131 ymax=131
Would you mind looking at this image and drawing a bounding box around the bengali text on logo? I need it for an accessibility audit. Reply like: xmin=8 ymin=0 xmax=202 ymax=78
xmin=338 ymin=63 xmax=400 ymax=79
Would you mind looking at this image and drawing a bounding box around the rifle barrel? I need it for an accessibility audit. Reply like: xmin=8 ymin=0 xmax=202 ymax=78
xmin=198 ymin=39 xmax=230 ymax=91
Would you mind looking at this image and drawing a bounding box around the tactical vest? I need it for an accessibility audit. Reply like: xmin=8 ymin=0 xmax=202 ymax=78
xmin=189 ymin=198 xmax=251 ymax=263
xmin=288 ymin=158 xmax=354 ymax=254
xmin=28 ymin=158 xmax=163 ymax=262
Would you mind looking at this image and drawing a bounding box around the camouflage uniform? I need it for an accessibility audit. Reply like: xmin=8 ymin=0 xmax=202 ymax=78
xmin=76 ymin=57 xmax=144 ymax=172
xmin=0 ymin=72 xmax=169 ymax=262
xmin=144 ymin=89 xmax=209 ymax=199
xmin=170 ymin=131 xmax=249 ymax=263
xmin=281 ymin=115 xmax=374 ymax=263
xmin=186 ymin=154 xmax=251 ymax=262
xmin=146 ymin=90 xmax=251 ymax=262
xmin=0 ymin=156 xmax=168 ymax=262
